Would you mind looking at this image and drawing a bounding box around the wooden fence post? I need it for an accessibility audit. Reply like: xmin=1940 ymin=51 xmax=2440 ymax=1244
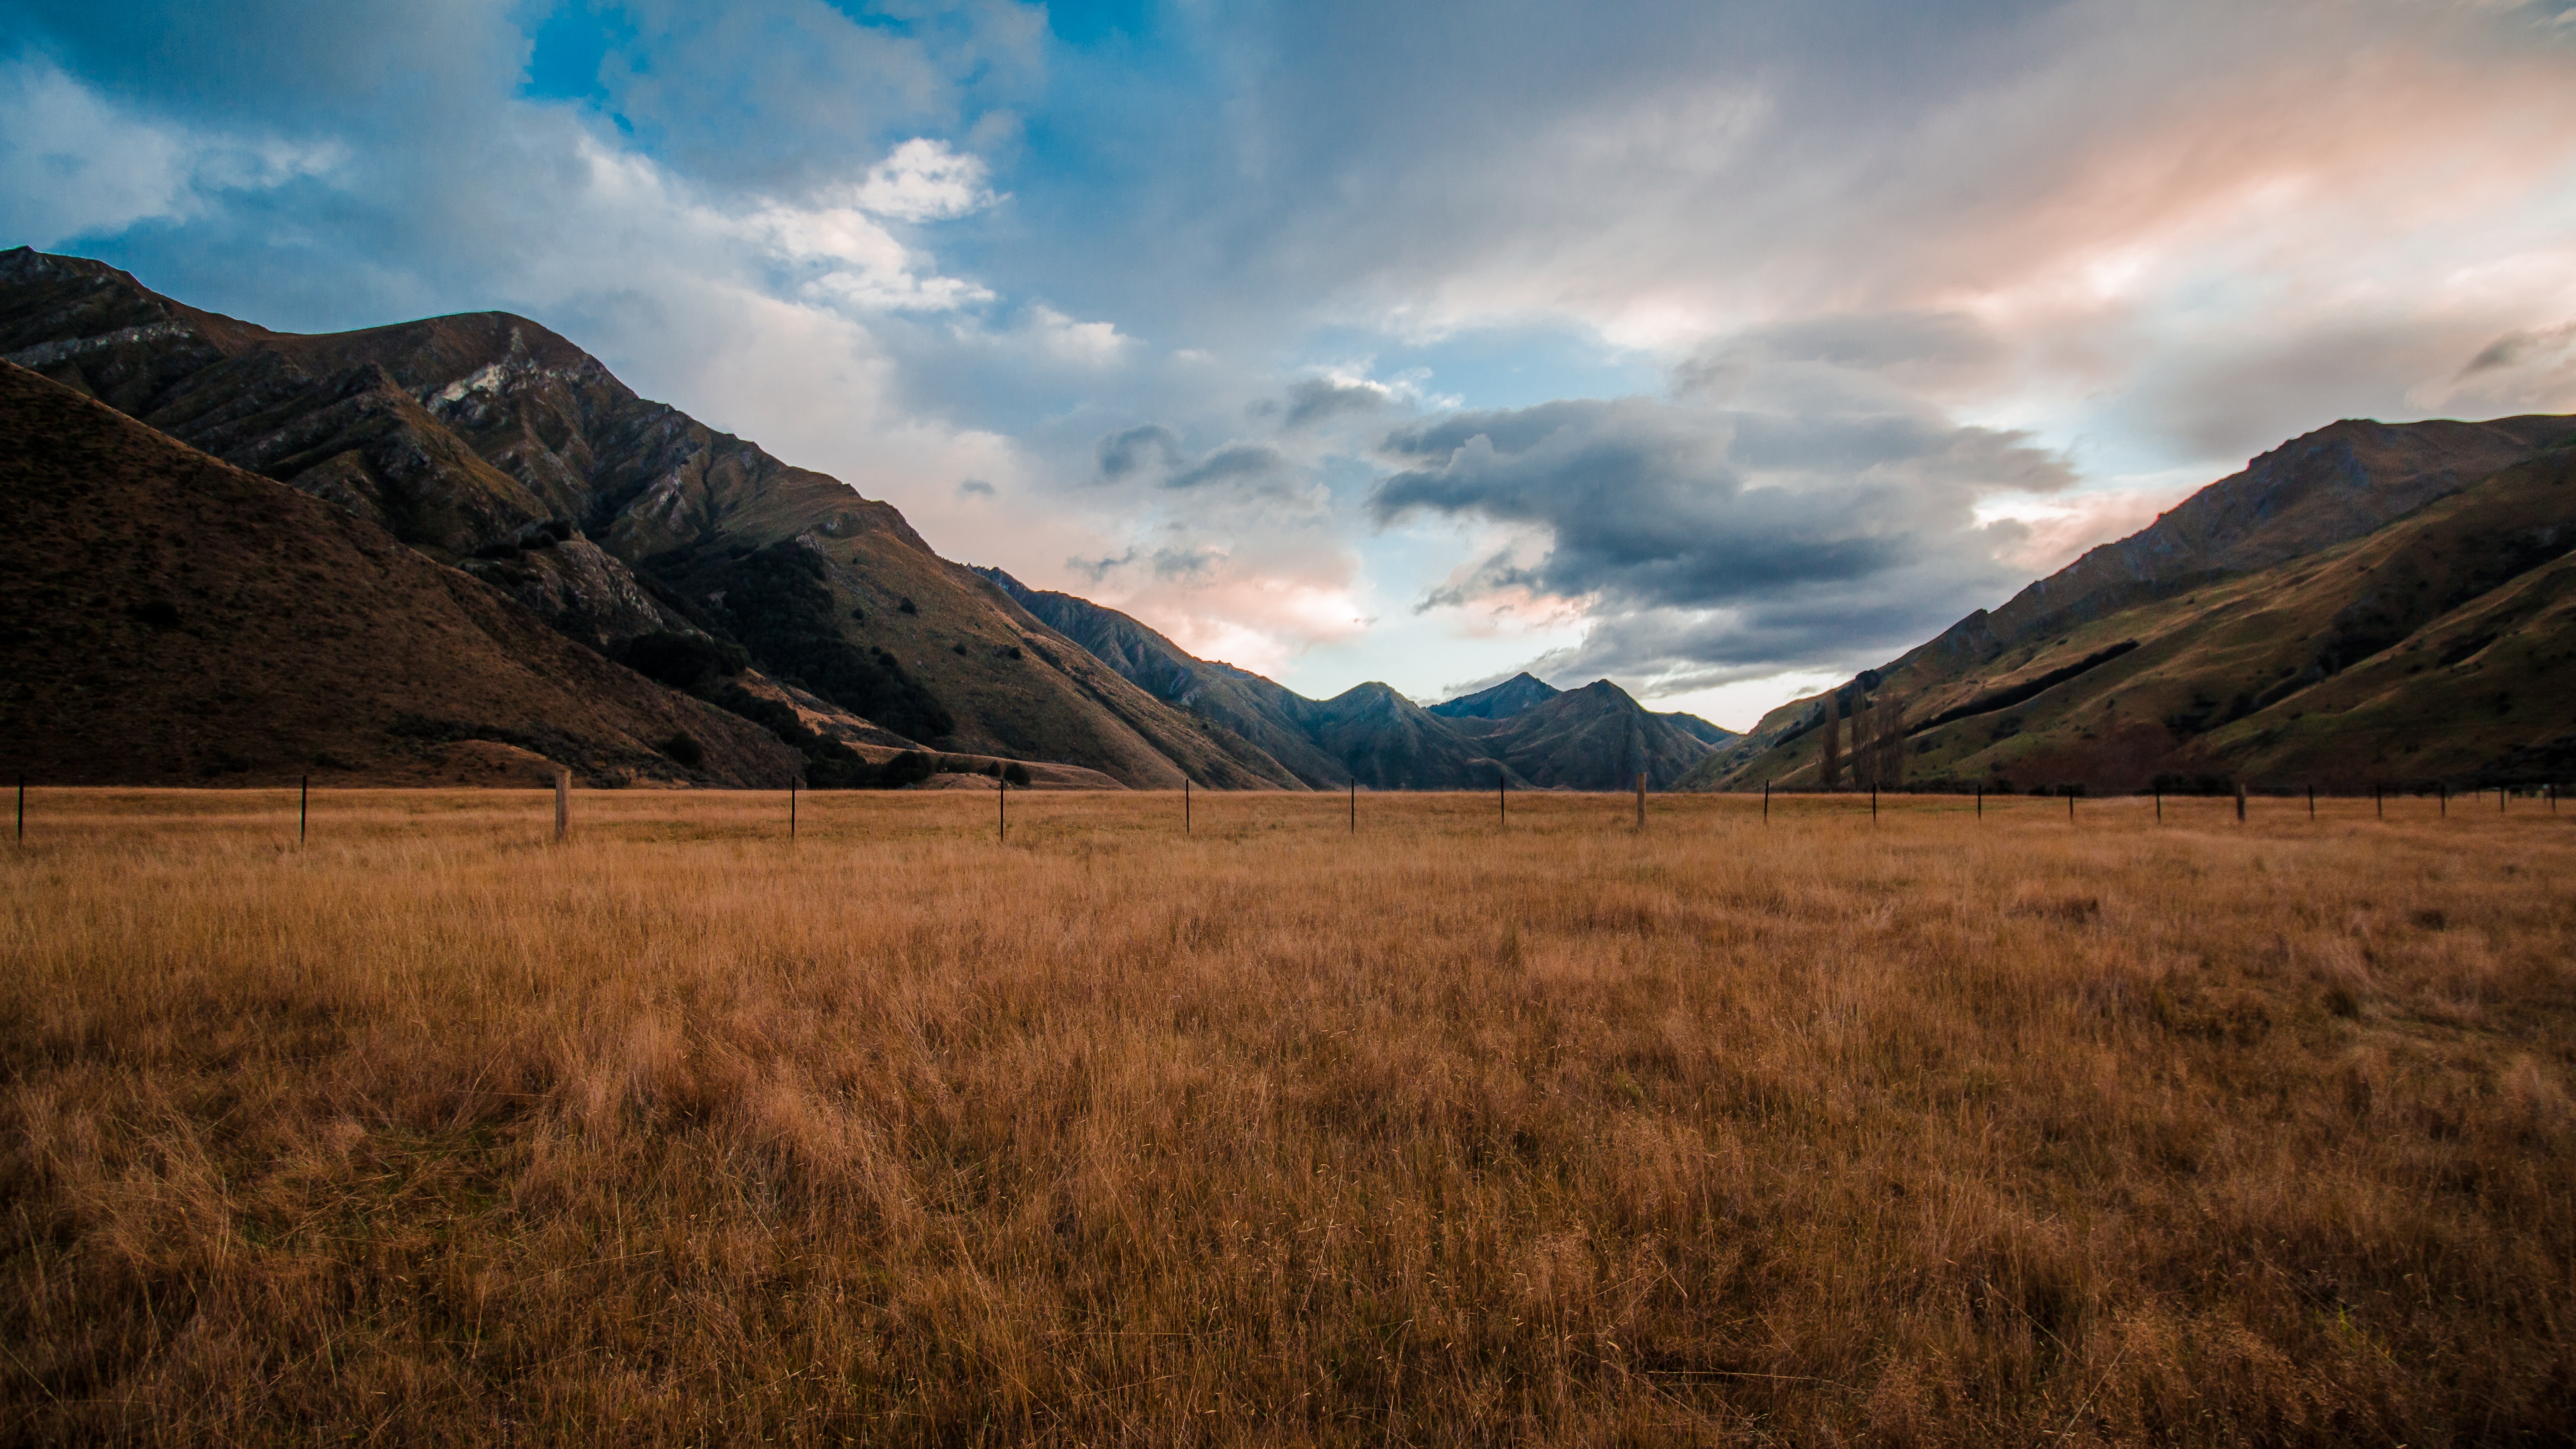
xmin=2308 ymin=785 xmax=2315 ymax=820
xmin=1764 ymin=780 xmax=1770 ymax=822
xmin=14 ymin=775 xmax=21 ymax=844
xmin=1499 ymin=771 xmax=1507 ymax=827
xmin=2155 ymin=789 xmax=2161 ymax=824
xmin=1349 ymin=779 xmax=1356 ymax=835
xmin=1635 ymin=771 xmax=1646 ymax=831
xmin=300 ymin=775 xmax=309 ymax=845
xmin=2440 ymin=785 xmax=2447 ymax=817
xmin=1871 ymin=786 xmax=1878 ymax=823
xmin=791 ymin=782 xmax=798 ymax=840
xmin=555 ymin=768 xmax=569 ymax=843
xmin=1185 ymin=777 xmax=1191 ymax=834
xmin=998 ymin=775 xmax=1006 ymax=843
xmin=2235 ymin=784 xmax=2246 ymax=824
xmin=1977 ymin=785 xmax=1983 ymax=820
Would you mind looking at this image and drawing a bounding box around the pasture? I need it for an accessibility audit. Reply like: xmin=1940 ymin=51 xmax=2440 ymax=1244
xmin=4 ymin=788 xmax=2572 ymax=1444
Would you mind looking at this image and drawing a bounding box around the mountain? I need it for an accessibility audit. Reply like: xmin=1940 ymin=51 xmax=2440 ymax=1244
xmin=1682 ymin=413 xmax=2576 ymax=794
xmin=1447 ymin=680 xmax=1725 ymax=790
xmin=0 ymin=361 xmax=801 ymax=787
xmin=0 ymin=247 xmax=1302 ymax=789
xmin=1427 ymin=673 xmax=1560 ymax=720
xmin=1293 ymin=682 xmax=1531 ymax=790
xmin=979 ymin=569 xmax=1734 ymax=788
xmin=978 ymin=567 xmax=1353 ymax=787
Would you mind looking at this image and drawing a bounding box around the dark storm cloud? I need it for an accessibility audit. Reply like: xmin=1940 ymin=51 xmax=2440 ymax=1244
xmin=1373 ymin=397 xmax=2066 ymax=615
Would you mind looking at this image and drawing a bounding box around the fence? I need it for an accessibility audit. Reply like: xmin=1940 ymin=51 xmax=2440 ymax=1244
xmin=6 ymin=775 xmax=2565 ymax=848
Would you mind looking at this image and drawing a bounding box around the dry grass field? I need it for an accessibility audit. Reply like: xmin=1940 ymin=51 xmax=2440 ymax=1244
xmin=4 ymin=787 xmax=2573 ymax=1446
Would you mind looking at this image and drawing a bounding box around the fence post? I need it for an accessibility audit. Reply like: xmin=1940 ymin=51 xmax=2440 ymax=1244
xmin=1499 ymin=770 xmax=1507 ymax=827
xmin=2067 ymin=789 xmax=2074 ymax=823
xmin=555 ymin=768 xmax=569 ymax=843
xmin=1185 ymin=777 xmax=1191 ymax=834
xmin=2376 ymin=784 xmax=2382 ymax=819
xmin=998 ymin=775 xmax=1006 ymax=843
xmin=2308 ymin=785 xmax=2315 ymax=821
xmin=2155 ymin=789 xmax=2161 ymax=824
xmin=2235 ymin=784 xmax=2246 ymax=824
xmin=14 ymin=775 xmax=21 ymax=844
xmin=2499 ymin=786 xmax=2506 ymax=814
xmin=2440 ymin=785 xmax=2447 ymax=818
xmin=1636 ymin=771 xmax=1646 ymax=831
xmin=300 ymin=775 xmax=309 ymax=845
xmin=1871 ymin=786 xmax=1878 ymax=823
xmin=1977 ymin=786 xmax=1983 ymax=820
xmin=1764 ymin=780 xmax=1771 ymax=823
xmin=1349 ymin=779 xmax=1356 ymax=835
xmin=791 ymin=782 xmax=798 ymax=841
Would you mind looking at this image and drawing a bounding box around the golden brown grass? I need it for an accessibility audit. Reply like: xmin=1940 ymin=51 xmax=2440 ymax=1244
xmin=4 ymin=788 xmax=2573 ymax=1445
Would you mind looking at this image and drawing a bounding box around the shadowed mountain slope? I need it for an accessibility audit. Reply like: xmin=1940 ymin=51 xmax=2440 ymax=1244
xmin=0 ymin=361 xmax=801 ymax=787
xmin=1453 ymin=681 xmax=1724 ymax=790
xmin=1683 ymin=415 xmax=2576 ymax=794
xmin=1427 ymin=673 xmax=1560 ymax=720
xmin=1297 ymin=683 xmax=1529 ymax=790
xmin=979 ymin=569 xmax=1728 ymax=789
xmin=977 ymin=567 xmax=1347 ymax=787
xmin=0 ymin=247 xmax=1297 ymax=789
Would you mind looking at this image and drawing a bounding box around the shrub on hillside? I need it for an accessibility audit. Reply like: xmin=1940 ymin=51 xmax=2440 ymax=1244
xmin=880 ymin=750 xmax=937 ymax=788
xmin=620 ymin=632 xmax=750 ymax=693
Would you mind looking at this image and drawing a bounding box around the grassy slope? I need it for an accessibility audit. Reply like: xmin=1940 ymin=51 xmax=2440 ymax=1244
xmin=0 ymin=363 xmax=799 ymax=788
xmin=4 ymin=790 xmax=2571 ymax=1444
xmin=1688 ymin=435 xmax=2576 ymax=794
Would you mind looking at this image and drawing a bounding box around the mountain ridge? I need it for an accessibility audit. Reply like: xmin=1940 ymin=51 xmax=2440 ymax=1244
xmin=1 ymin=247 xmax=1307 ymax=789
xmin=1682 ymin=413 xmax=2576 ymax=793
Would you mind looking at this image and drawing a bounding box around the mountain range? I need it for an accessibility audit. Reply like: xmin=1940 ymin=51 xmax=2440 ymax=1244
xmin=10 ymin=246 xmax=2566 ymax=796
xmin=1681 ymin=413 xmax=2576 ymax=794
xmin=0 ymin=247 xmax=1726 ymax=790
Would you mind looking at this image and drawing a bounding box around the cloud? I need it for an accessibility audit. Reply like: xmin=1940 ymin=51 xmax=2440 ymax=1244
xmin=0 ymin=55 xmax=342 ymax=246
xmin=1097 ymin=423 xmax=1182 ymax=479
xmin=1373 ymin=395 xmax=2069 ymax=668
xmin=1166 ymin=442 xmax=1298 ymax=495
xmin=855 ymin=137 xmax=1002 ymax=222
xmin=1279 ymin=377 xmax=1392 ymax=428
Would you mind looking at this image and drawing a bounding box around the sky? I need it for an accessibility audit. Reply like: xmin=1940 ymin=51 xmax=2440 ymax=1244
xmin=6 ymin=0 xmax=2576 ymax=729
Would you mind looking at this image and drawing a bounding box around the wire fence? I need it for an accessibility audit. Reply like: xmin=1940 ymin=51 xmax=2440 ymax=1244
xmin=10 ymin=771 xmax=2568 ymax=850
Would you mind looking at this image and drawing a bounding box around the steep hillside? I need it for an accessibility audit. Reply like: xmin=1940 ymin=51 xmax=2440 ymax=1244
xmin=976 ymin=568 xmax=1339 ymax=787
xmin=1684 ymin=417 xmax=2576 ymax=794
xmin=1297 ymin=684 xmax=1529 ymax=790
xmin=1454 ymin=681 xmax=1719 ymax=790
xmin=0 ymin=247 xmax=1292 ymax=788
xmin=0 ymin=362 xmax=800 ymax=787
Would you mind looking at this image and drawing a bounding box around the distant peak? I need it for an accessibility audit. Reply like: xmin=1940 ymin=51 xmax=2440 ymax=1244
xmin=1427 ymin=670 xmax=1562 ymax=720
